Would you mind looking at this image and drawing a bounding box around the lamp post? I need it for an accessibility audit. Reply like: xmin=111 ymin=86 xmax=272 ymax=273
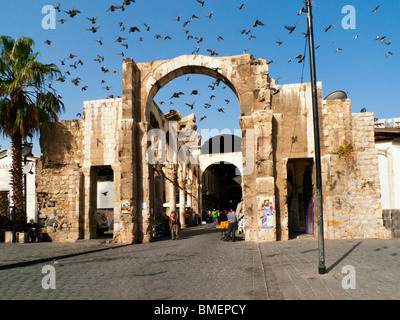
xmin=22 ymin=141 xmax=33 ymax=232
xmin=305 ymin=0 xmax=326 ymax=274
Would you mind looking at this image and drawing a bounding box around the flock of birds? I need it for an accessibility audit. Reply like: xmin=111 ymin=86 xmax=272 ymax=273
xmin=43 ymin=1 xmax=393 ymax=121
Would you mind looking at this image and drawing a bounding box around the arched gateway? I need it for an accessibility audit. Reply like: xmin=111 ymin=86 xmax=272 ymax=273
xmin=36 ymin=54 xmax=392 ymax=243
xmin=121 ymin=54 xmax=276 ymax=243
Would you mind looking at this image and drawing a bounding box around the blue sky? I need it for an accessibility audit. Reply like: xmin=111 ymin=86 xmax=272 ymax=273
xmin=0 ymin=0 xmax=399 ymax=155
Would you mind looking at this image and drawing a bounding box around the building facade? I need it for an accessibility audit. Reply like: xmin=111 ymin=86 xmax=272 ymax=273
xmin=35 ymin=54 xmax=392 ymax=243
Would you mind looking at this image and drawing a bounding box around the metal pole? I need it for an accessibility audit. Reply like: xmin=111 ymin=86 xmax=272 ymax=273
xmin=305 ymin=0 xmax=326 ymax=274
xmin=12 ymin=206 xmax=16 ymax=243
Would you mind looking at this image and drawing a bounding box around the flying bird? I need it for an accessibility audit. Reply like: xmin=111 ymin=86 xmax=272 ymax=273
xmin=115 ymin=37 xmax=127 ymax=42
xmin=86 ymin=26 xmax=100 ymax=33
xmin=238 ymin=0 xmax=248 ymax=10
xmin=64 ymin=8 xmax=80 ymax=18
xmin=86 ymin=17 xmax=98 ymax=24
xmin=197 ymin=0 xmax=205 ymax=7
xmin=129 ymin=26 xmax=140 ymax=32
xmin=284 ymin=23 xmax=298 ymax=34
xmin=191 ymin=90 xmax=200 ymax=95
xmin=386 ymin=51 xmax=393 ymax=58
xmin=170 ymin=92 xmax=184 ymax=99
xmin=253 ymin=20 xmax=264 ymax=27
xmin=295 ymin=54 xmax=305 ymax=63
xmin=44 ymin=40 xmax=52 ymax=45
xmin=325 ymin=24 xmax=335 ymax=32
xmin=205 ymin=10 xmax=213 ymax=19
xmin=200 ymin=116 xmax=207 ymax=121
xmin=106 ymin=5 xmax=123 ymax=12
xmin=186 ymin=102 xmax=195 ymax=109
xmin=372 ymin=5 xmax=380 ymax=13
xmin=53 ymin=3 xmax=61 ymax=12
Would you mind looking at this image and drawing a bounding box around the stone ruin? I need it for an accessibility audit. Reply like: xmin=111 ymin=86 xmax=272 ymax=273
xmin=36 ymin=54 xmax=392 ymax=243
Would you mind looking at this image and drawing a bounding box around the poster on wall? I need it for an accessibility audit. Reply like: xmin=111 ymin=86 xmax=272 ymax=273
xmin=121 ymin=201 xmax=131 ymax=216
xmin=261 ymin=196 xmax=274 ymax=228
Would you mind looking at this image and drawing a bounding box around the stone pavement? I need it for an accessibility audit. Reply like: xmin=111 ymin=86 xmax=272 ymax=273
xmin=1 ymin=223 xmax=400 ymax=301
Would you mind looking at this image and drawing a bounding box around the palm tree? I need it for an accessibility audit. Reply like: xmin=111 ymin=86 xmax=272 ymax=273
xmin=0 ymin=35 xmax=64 ymax=230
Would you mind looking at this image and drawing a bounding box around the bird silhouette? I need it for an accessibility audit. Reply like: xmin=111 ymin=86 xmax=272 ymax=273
xmin=191 ymin=90 xmax=200 ymax=95
xmin=253 ymin=20 xmax=264 ymax=27
xmin=325 ymin=24 xmax=335 ymax=32
xmin=284 ymin=22 xmax=298 ymax=34
xmin=86 ymin=17 xmax=98 ymax=24
xmin=44 ymin=40 xmax=52 ymax=45
xmin=129 ymin=26 xmax=140 ymax=32
xmin=57 ymin=19 xmax=68 ymax=24
xmin=200 ymin=116 xmax=207 ymax=121
xmin=115 ymin=37 xmax=127 ymax=43
xmin=106 ymin=5 xmax=123 ymax=12
xmin=186 ymin=102 xmax=195 ymax=109
xmin=64 ymin=8 xmax=80 ymax=18
xmin=372 ymin=5 xmax=380 ymax=13
xmin=197 ymin=0 xmax=205 ymax=7
xmin=295 ymin=54 xmax=305 ymax=63
xmin=87 ymin=26 xmax=100 ymax=33
xmin=205 ymin=10 xmax=213 ymax=19
xmin=53 ymin=3 xmax=61 ymax=12
xmin=386 ymin=51 xmax=393 ymax=58
xmin=170 ymin=92 xmax=184 ymax=99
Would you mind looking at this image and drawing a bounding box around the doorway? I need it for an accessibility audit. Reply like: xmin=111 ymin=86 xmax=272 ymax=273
xmin=287 ymin=159 xmax=314 ymax=238
xmin=91 ymin=166 xmax=114 ymax=239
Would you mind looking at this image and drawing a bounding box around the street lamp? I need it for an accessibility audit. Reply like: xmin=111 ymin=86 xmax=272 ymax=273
xmin=305 ymin=0 xmax=326 ymax=274
xmin=22 ymin=141 xmax=34 ymax=235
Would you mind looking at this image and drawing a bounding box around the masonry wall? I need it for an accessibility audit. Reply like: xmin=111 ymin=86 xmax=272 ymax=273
xmin=322 ymin=109 xmax=391 ymax=239
xmin=36 ymin=120 xmax=83 ymax=242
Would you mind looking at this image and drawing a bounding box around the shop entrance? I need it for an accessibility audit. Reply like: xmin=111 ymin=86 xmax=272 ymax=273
xmin=287 ymin=159 xmax=314 ymax=238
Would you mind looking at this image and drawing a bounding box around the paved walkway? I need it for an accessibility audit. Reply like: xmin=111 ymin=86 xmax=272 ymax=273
xmin=1 ymin=224 xmax=400 ymax=300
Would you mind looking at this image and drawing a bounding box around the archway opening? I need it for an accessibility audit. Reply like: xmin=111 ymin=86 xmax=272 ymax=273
xmin=93 ymin=166 xmax=114 ymax=239
xmin=287 ymin=158 xmax=314 ymax=238
xmin=202 ymin=163 xmax=242 ymax=222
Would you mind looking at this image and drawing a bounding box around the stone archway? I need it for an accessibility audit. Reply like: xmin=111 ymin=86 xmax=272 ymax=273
xmin=119 ymin=53 xmax=277 ymax=243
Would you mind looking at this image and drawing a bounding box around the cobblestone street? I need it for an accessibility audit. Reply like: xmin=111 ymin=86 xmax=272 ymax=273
xmin=1 ymin=223 xmax=400 ymax=302
xmin=0 ymin=224 xmax=267 ymax=300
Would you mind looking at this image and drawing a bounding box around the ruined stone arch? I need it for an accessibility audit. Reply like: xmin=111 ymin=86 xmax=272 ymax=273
xmin=121 ymin=53 xmax=275 ymax=243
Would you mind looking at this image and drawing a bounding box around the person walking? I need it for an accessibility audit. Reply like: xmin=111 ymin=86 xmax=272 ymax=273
xmin=224 ymin=209 xmax=237 ymax=242
xmin=169 ymin=211 xmax=180 ymax=240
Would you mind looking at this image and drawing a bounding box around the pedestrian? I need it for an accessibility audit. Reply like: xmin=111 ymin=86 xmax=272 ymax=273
xmin=192 ymin=211 xmax=198 ymax=226
xmin=212 ymin=209 xmax=217 ymax=223
xmin=27 ymin=218 xmax=40 ymax=243
xmin=224 ymin=209 xmax=237 ymax=242
xmin=169 ymin=211 xmax=180 ymax=240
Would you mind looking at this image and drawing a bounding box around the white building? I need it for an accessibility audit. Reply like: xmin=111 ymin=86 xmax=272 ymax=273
xmin=375 ymin=118 xmax=400 ymax=210
xmin=0 ymin=148 xmax=38 ymax=221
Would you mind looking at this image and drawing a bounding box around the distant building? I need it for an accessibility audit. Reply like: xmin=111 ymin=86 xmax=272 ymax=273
xmin=0 ymin=148 xmax=38 ymax=221
xmin=374 ymin=118 xmax=400 ymax=210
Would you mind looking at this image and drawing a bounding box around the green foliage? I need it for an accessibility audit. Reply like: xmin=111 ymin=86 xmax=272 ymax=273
xmin=329 ymin=142 xmax=355 ymax=160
